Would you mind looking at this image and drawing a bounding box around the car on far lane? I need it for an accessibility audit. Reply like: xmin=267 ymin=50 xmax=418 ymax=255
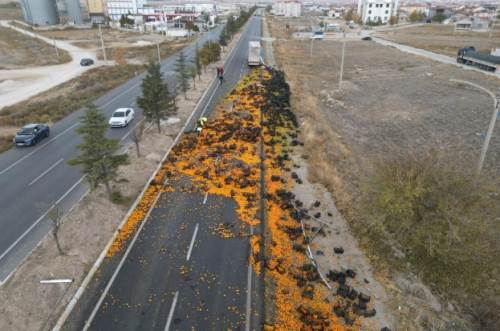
xmin=109 ymin=108 xmax=135 ymax=128
xmin=13 ymin=123 xmax=50 ymax=147
xmin=80 ymin=58 xmax=94 ymax=66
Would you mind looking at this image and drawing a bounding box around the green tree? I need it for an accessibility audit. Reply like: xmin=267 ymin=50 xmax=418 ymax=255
xmin=68 ymin=105 xmax=128 ymax=199
xmin=175 ymin=50 xmax=190 ymax=98
xmin=432 ymin=12 xmax=446 ymax=23
xmin=225 ymin=15 xmax=235 ymax=39
xmin=344 ymin=9 xmax=354 ymax=21
xmin=199 ymin=46 xmax=210 ymax=72
xmin=409 ymin=10 xmax=422 ymax=23
xmin=219 ymin=29 xmax=228 ymax=50
xmin=119 ymin=14 xmax=127 ymax=27
xmin=194 ymin=43 xmax=202 ymax=79
xmin=189 ymin=66 xmax=197 ymax=89
xmin=137 ymin=61 xmax=176 ymax=133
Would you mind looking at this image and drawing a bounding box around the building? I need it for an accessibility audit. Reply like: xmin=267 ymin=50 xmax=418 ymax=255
xmin=87 ymin=0 xmax=106 ymax=23
xmin=20 ymin=0 xmax=87 ymax=26
xmin=106 ymin=0 xmax=146 ymax=21
xmin=57 ymin=0 xmax=84 ymax=24
xmin=357 ymin=0 xmax=398 ymax=24
xmin=20 ymin=0 xmax=59 ymax=25
xmin=273 ymin=1 xmax=301 ymax=17
xmin=455 ymin=18 xmax=490 ymax=31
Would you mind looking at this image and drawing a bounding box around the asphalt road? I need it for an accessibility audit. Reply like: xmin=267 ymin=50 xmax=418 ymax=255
xmin=0 ymin=25 xmax=227 ymax=283
xmin=61 ymin=14 xmax=264 ymax=331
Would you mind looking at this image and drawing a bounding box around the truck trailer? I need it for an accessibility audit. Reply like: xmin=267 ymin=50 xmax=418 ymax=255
xmin=248 ymin=41 xmax=261 ymax=66
xmin=457 ymin=46 xmax=500 ymax=72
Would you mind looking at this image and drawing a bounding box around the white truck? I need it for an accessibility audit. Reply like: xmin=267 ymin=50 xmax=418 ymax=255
xmin=248 ymin=41 xmax=261 ymax=66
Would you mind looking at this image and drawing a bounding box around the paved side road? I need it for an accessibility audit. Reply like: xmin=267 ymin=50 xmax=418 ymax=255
xmin=0 ymin=25 xmax=223 ymax=284
xmin=0 ymin=20 xmax=97 ymax=109
xmin=371 ymin=36 xmax=500 ymax=78
xmin=62 ymin=15 xmax=264 ymax=331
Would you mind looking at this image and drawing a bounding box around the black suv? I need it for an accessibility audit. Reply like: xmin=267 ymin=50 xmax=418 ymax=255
xmin=80 ymin=58 xmax=94 ymax=66
xmin=13 ymin=124 xmax=50 ymax=147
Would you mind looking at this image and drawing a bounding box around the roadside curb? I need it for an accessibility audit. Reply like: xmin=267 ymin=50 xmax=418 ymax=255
xmin=52 ymin=20 xmax=250 ymax=331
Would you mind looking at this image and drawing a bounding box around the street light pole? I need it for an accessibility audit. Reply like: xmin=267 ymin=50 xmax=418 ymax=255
xmin=98 ymin=24 xmax=107 ymax=62
xmin=338 ymin=39 xmax=346 ymax=90
xmin=53 ymin=39 xmax=59 ymax=59
xmin=450 ymin=79 xmax=500 ymax=175
xmin=157 ymin=42 xmax=161 ymax=64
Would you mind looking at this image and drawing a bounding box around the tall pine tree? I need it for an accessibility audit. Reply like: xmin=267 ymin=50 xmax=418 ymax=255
xmin=175 ymin=50 xmax=190 ymax=99
xmin=137 ymin=61 xmax=176 ymax=133
xmin=68 ymin=104 xmax=128 ymax=199
xmin=219 ymin=29 xmax=227 ymax=51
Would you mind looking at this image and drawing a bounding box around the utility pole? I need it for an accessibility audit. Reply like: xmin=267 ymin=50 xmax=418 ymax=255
xmin=478 ymin=95 xmax=500 ymax=175
xmin=157 ymin=42 xmax=161 ymax=64
xmin=310 ymin=37 xmax=314 ymax=58
xmin=450 ymin=79 xmax=500 ymax=175
xmin=53 ymin=39 xmax=59 ymax=59
xmin=338 ymin=39 xmax=346 ymax=90
xmin=98 ymin=24 xmax=107 ymax=62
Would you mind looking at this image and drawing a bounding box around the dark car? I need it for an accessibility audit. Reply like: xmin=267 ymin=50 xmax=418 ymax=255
xmin=361 ymin=36 xmax=372 ymax=41
xmin=13 ymin=124 xmax=50 ymax=147
xmin=80 ymin=58 xmax=94 ymax=66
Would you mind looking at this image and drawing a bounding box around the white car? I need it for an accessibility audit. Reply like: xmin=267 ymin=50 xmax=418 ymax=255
xmin=109 ymin=108 xmax=134 ymax=128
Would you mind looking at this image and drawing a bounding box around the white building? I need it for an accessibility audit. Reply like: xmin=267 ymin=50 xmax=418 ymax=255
xmin=357 ymin=0 xmax=398 ymax=24
xmin=106 ymin=0 xmax=146 ymax=21
xmin=273 ymin=1 xmax=301 ymax=17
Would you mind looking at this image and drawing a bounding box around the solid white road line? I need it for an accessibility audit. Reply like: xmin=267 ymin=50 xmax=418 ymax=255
xmin=164 ymin=291 xmax=179 ymax=331
xmin=28 ymin=158 xmax=64 ymax=186
xmin=245 ymin=225 xmax=255 ymax=331
xmin=82 ymin=191 xmax=163 ymax=331
xmin=202 ymin=192 xmax=208 ymax=204
xmin=0 ymin=122 xmax=78 ymax=177
xmin=0 ymin=175 xmax=86 ymax=265
xmin=186 ymin=223 xmax=199 ymax=261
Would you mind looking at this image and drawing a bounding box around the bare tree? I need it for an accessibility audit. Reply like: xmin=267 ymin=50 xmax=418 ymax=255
xmin=47 ymin=204 xmax=65 ymax=256
xmin=130 ymin=121 xmax=145 ymax=157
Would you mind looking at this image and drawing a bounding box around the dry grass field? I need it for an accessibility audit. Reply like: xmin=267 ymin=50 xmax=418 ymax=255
xmin=376 ymin=23 xmax=500 ymax=57
xmin=0 ymin=26 xmax=71 ymax=69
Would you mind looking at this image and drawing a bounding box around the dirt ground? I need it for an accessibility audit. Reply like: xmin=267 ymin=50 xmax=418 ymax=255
xmin=376 ymin=23 xmax=500 ymax=57
xmin=34 ymin=26 xmax=192 ymax=64
xmin=268 ymin=16 xmax=500 ymax=329
xmin=0 ymin=32 xmax=244 ymax=331
xmin=0 ymin=26 xmax=71 ymax=69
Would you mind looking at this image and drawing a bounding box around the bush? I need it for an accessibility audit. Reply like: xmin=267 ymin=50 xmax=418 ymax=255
xmin=361 ymin=149 xmax=500 ymax=328
xmin=110 ymin=188 xmax=129 ymax=205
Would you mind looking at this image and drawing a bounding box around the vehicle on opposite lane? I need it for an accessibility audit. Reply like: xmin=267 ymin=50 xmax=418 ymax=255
xmin=109 ymin=108 xmax=135 ymax=128
xmin=13 ymin=123 xmax=50 ymax=147
xmin=80 ymin=58 xmax=94 ymax=66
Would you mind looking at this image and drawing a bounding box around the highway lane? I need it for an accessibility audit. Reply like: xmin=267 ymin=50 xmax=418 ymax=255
xmin=0 ymin=26 xmax=224 ymax=283
xmin=88 ymin=189 xmax=250 ymax=331
xmin=63 ymin=15 xmax=263 ymax=330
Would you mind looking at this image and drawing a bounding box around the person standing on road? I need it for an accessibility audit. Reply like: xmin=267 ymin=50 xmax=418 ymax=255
xmin=217 ymin=66 xmax=224 ymax=84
